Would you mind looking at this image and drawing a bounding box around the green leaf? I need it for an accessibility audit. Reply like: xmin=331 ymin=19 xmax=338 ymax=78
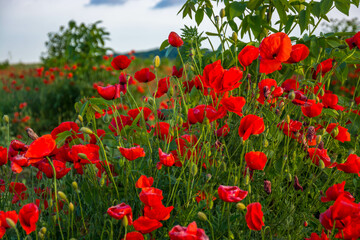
xmin=205 ymin=7 xmax=213 ymax=18
xmin=228 ymin=2 xmax=246 ymax=20
xmin=247 ymin=0 xmax=263 ymax=10
xmin=299 ymin=9 xmax=310 ymax=33
xmin=206 ymin=32 xmax=219 ymax=36
xmin=195 ymin=9 xmax=204 ymax=26
xmin=320 ymin=0 xmax=333 ymax=15
xmin=352 ymin=0 xmax=359 ymax=7
xmin=248 ymin=15 xmax=262 ymax=38
xmin=228 ymin=20 xmax=238 ymax=32
xmin=322 ymin=108 xmax=339 ymax=118
xmin=311 ymin=2 xmax=322 ymax=17
xmin=159 ymin=39 xmax=169 ymax=51
xmin=334 ymin=0 xmax=350 ymax=15
xmin=273 ymin=0 xmax=288 ymax=24
xmin=285 ymin=15 xmax=296 ymax=33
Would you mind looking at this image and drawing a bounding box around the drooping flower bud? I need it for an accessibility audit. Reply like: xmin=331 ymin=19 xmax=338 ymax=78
xmin=6 ymin=218 xmax=17 ymax=228
xmin=197 ymin=212 xmax=208 ymax=221
xmin=264 ymin=179 xmax=271 ymax=194
xmin=220 ymin=8 xmax=225 ymax=18
xmin=294 ymin=176 xmax=303 ymax=191
xmin=58 ymin=191 xmax=68 ymax=201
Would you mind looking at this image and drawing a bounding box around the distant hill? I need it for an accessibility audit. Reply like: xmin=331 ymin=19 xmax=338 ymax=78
xmin=116 ymin=48 xmax=178 ymax=59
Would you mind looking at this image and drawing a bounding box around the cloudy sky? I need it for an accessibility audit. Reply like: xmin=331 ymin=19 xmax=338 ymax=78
xmin=0 ymin=0 xmax=359 ymax=63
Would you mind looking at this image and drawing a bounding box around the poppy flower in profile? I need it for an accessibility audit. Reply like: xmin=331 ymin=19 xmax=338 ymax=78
xmin=238 ymin=115 xmax=265 ymax=141
xmin=139 ymin=187 xmax=163 ymax=207
xmin=122 ymin=232 xmax=144 ymax=240
xmin=216 ymin=123 xmax=230 ymax=138
xmin=25 ymin=134 xmax=56 ymax=162
xmin=172 ymin=66 xmax=183 ymax=78
xmin=157 ymin=148 xmax=175 ymax=170
xmin=221 ymin=96 xmax=246 ymax=116
xmin=119 ymin=146 xmax=145 ymax=161
xmin=109 ymin=115 xmax=133 ymax=136
xmin=154 ymin=77 xmax=170 ymax=98
xmin=135 ymin=175 xmax=154 ymax=189
xmin=0 ymin=146 xmax=7 ymax=166
xmin=36 ymin=159 xmax=71 ymax=179
xmin=9 ymin=182 xmax=28 ymax=204
xmin=134 ymin=68 xmax=156 ymax=83
xmin=169 ymin=221 xmax=209 ymax=240
xmin=345 ymin=31 xmax=360 ymax=50
xmin=312 ymin=58 xmax=334 ymax=79
xmin=133 ymin=216 xmax=163 ymax=234
xmin=107 ymin=203 xmax=133 ymax=225
xmin=97 ymin=84 xmax=122 ymax=100
xmin=218 ymin=185 xmax=248 ymax=203
xmin=322 ymin=93 xmax=344 ymax=111
xmin=277 ymin=119 xmax=302 ymax=139
xmin=307 ymin=148 xmax=335 ymax=168
xmin=19 ymin=203 xmax=39 ymax=235
xmin=301 ymin=100 xmax=323 ymax=118
xmin=245 ymin=202 xmax=265 ymax=231
xmin=245 ymin=151 xmax=267 ymax=171
xmin=111 ymin=55 xmax=131 ymax=70
xmin=51 ymin=121 xmax=80 ymax=142
xmin=0 ymin=210 xmax=18 ymax=238
xmin=259 ymin=32 xmax=292 ymax=74
xmin=238 ymin=45 xmax=259 ymax=70
xmin=326 ymin=123 xmax=350 ymax=143
xmin=257 ymin=78 xmax=284 ymax=104
xmin=188 ymin=105 xmax=225 ymax=124
xmin=320 ymin=181 xmax=354 ymax=203
xmin=336 ymin=154 xmax=360 ymax=176
xmin=281 ymin=79 xmax=299 ymax=92
xmin=128 ymin=107 xmax=153 ymax=121
xmin=144 ymin=204 xmax=174 ymax=221
xmin=284 ymin=44 xmax=309 ymax=64
xmin=305 ymin=230 xmax=329 ymax=240
xmin=168 ymin=31 xmax=183 ymax=47
xmin=154 ymin=122 xmax=173 ymax=143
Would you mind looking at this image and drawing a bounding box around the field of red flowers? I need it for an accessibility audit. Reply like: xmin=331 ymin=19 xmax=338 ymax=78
xmin=1 ymin=0 xmax=360 ymax=239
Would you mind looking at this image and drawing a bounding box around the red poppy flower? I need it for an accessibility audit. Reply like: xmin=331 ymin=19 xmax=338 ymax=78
xmin=326 ymin=123 xmax=350 ymax=143
xmin=218 ymin=185 xmax=248 ymax=202
xmin=111 ymin=55 xmax=131 ymax=70
xmin=19 ymin=203 xmax=39 ymax=235
xmin=122 ymin=232 xmax=144 ymax=240
xmin=281 ymin=79 xmax=299 ymax=92
xmin=284 ymin=44 xmax=309 ymax=64
xmin=109 ymin=115 xmax=133 ymax=136
xmin=319 ymin=208 xmax=347 ymax=231
xmin=312 ymin=58 xmax=334 ymax=79
xmin=133 ymin=216 xmax=162 ymax=234
xmin=0 ymin=179 xmax=5 ymax=193
xmin=259 ymin=32 xmax=292 ymax=74
xmin=169 ymin=221 xmax=209 ymax=240
xmin=277 ymin=119 xmax=302 ymax=139
xmin=305 ymin=230 xmax=329 ymax=240
xmin=321 ymin=181 xmax=354 ymax=203
xmin=135 ymin=175 xmax=154 ymax=188
xmin=51 ymin=121 xmax=79 ymax=142
xmin=144 ymin=204 xmax=174 ymax=221
xmin=257 ymin=78 xmax=284 ymax=104
xmin=154 ymin=122 xmax=173 ymax=143
xmin=97 ymin=84 xmax=122 ymax=100
xmin=322 ymin=93 xmax=344 ymax=111
xmin=221 ymin=96 xmax=246 ymax=116
xmin=157 ymin=148 xmax=175 ymax=169
xmin=238 ymin=46 xmax=259 ymax=70
xmin=307 ymin=148 xmax=335 ymax=168
xmin=200 ymin=60 xmax=243 ymax=93
xmin=154 ymin=77 xmax=170 ymax=98
xmin=107 ymin=203 xmax=133 ymax=225
xmin=168 ymin=32 xmax=183 ymax=47
xmin=9 ymin=182 xmax=28 ymax=204
xmin=245 ymin=151 xmax=267 ymax=171
xmin=68 ymin=144 xmax=100 ymax=174
xmin=238 ymin=115 xmax=265 ymax=141
xmin=134 ymin=68 xmax=156 ymax=83
xmin=336 ymin=154 xmax=360 ymax=176
xmin=245 ymin=202 xmax=265 ymax=231
xmin=188 ymin=105 xmax=226 ymax=124
xmin=345 ymin=31 xmax=360 ymax=50
xmin=172 ymin=66 xmax=183 ymax=78
xmin=25 ymin=134 xmax=56 ymax=161
xmin=0 ymin=210 xmax=18 ymax=238
xmin=215 ymin=123 xmax=230 ymax=138
xmin=36 ymin=159 xmax=71 ymax=179
xmin=128 ymin=107 xmax=153 ymax=121
xmin=139 ymin=187 xmax=163 ymax=207
xmin=119 ymin=146 xmax=145 ymax=161
xmin=330 ymin=194 xmax=359 ymax=222
xmin=301 ymin=100 xmax=323 ymax=118
xmin=0 ymin=146 xmax=7 ymax=166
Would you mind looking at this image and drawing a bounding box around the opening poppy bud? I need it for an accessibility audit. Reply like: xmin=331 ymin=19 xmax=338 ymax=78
xmin=197 ymin=211 xmax=208 ymax=221
xmin=220 ymin=8 xmax=225 ymax=18
xmin=303 ymin=221 xmax=308 ymax=227
xmin=2 ymin=115 xmax=9 ymax=123
xmin=40 ymin=227 xmax=47 ymax=234
xmin=6 ymin=218 xmax=16 ymax=228
xmin=288 ymin=90 xmax=295 ymax=100
xmin=319 ymin=160 xmax=325 ymax=169
xmin=190 ymin=163 xmax=198 ymax=176
xmin=69 ymin=202 xmax=74 ymax=212
xmin=122 ymin=215 xmax=128 ymax=227
xmin=58 ymin=191 xmax=68 ymax=201
xmin=153 ymin=55 xmax=160 ymax=68
xmin=80 ymin=127 xmax=93 ymax=135
xmin=72 ymin=181 xmax=78 ymax=191
xmin=316 ymin=135 xmax=322 ymax=144
xmin=236 ymin=202 xmax=246 ymax=210
xmin=78 ymin=153 xmax=89 ymax=160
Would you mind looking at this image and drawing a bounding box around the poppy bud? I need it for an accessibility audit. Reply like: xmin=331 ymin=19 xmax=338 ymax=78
xmin=288 ymin=90 xmax=295 ymax=100
xmin=80 ymin=127 xmax=93 ymax=135
xmin=245 ymin=174 xmax=250 ymax=185
xmin=77 ymin=153 xmax=88 ymax=161
xmin=286 ymin=115 xmax=290 ymax=124
xmin=264 ymin=180 xmax=271 ymax=194
xmin=40 ymin=227 xmax=47 ymax=234
xmin=215 ymin=16 xmax=219 ymax=26
xmin=303 ymin=221 xmax=308 ymax=227
xmin=319 ymin=160 xmax=325 ymax=169
xmin=3 ymin=115 xmax=9 ymax=123
xmin=69 ymin=202 xmax=74 ymax=212
xmin=190 ymin=163 xmax=198 ymax=176
xmin=228 ymin=231 xmax=235 ymax=239
xmin=287 ymin=173 xmax=292 ymax=182
xmin=122 ymin=215 xmax=128 ymax=227
xmin=263 ymin=139 xmax=269 ymax=148
xmin=209 ymin=200 xmax=214 ymax=209
xmin=6 ymin=218 xmax=16 ymax=228
xmin=316 ymin=135 xmax=322 ymax=144
xmin=232 ymin=32 xmax=238 ymax=42
xmin=153 ymin=55 xmax=160 ymax=68
xmin=332 ymin=127 xmax=339 ymax=137
xmin=168 ymin=87 xmax=174 ymax=98
xmin=236 ymin=202 xmax=246 ymax=210
xmin=78 ymin=115 xmax=83 ymax=122
xmin=72 ymin=181 xmax=78 ymax=191
xmin=197 ymin=212 xmax=208 ymax=221
xmin=75 ymin=119 xmax=81 ymax=125
xmin=316 ymin=96 xmax=320 ymax=102
xmin=52 ymin=215 xmax=57 ymax=223
xmin=148 ymin=97 xmax=155 ymax=106
xmin=319 ymin=88 xmax=324 ymax=96
xmin=220 ymin=8 xmax=225 ymax=18
xmin=222 ymin=162 xmax=227 ymax=172
xmin=58 ymin=191 xmax=68 ymax=201
xmin=39 ymin=233 xmax=45 ymax=240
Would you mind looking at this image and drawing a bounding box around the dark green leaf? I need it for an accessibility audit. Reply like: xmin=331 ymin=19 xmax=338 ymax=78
xmin=165 ymin=46 xmax=175 ymax=58
xmin=273 ymin=0 xmax=288 ymax=24
xmin=205 ymin=7 xmax=213 ymax=18
xmin=352 ymin=0 xmax=359 ymax=7
xmin=334 ymin=0 xmax=350 ymax=15
xmin=311 ymin=2 xmax=322 ymax=17
xmin=249 ymin=15 xmax=262 ymax=38
xmin=228 ymin=20 xmax=238 ymax=32
xmin=299 ymin=9 xmax=310 ymax=34
xmin=320 ymin=0 xmax=333 ymax=15
xmin=195 ymin=9 xmax=204 ymax=26
xmin=247 ymin=0 xmax=263 ymax=10
xmin=228 ymin=2 xmax=246 ymax=20
xmin=206 ymin=32 xmax=219 ymax=36
xmin=285 ymin=15 xmax=296 ymax=33
xmin=160 ymin=39 xmax=169 ymax=51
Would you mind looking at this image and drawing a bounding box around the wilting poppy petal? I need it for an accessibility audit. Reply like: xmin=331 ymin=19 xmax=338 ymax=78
xmin=218 ymin=185 xmax=248 ymax=202
xmin=135 ymin=175 xmax=154 ymax=188
xmin=285 ymin=44 xmax=309 ymax=63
